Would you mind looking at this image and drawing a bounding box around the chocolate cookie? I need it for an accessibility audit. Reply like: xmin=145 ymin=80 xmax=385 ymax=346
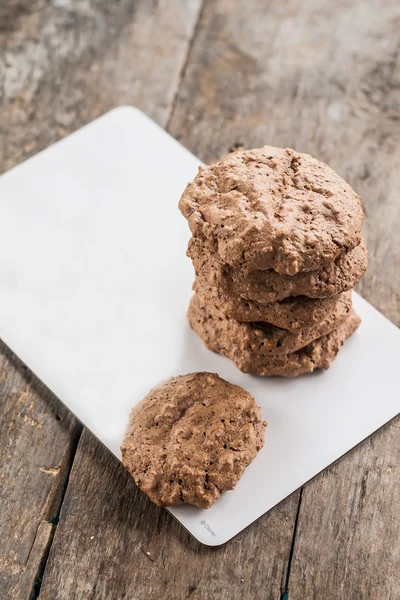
xmin=188 ymin=292 xmax=352 ymax=364
xmin=189 ymin=301 xmax=360 ymax=377
xmin=121 ymin=373 xmax=266 ymax=509
xmin=189 ymin=237 xmax=367 ymax=302
xmin=254 ymin=312 xmax=360 ymax=376
xmin=193 ymin=277 xmax=352 ymax=332
xmin=179 ymin=146 xmax=364 ymax=275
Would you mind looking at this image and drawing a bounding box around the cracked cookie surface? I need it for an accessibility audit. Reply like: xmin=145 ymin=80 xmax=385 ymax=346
xmin=179 ymin=146 xmax=364 ymax=275
xmin=121 ymin=372 xmax=266 ymax=508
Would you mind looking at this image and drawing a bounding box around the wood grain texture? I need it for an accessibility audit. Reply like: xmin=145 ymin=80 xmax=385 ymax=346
xmin=167 ymin=0 xmax=400 ymax=597
xmin=39 ymin=429 xmax=298 ymax=600
xmin=290 ymin=417 xmax=400 ymax=600
xmin=0 ymin=0 xmax=203 ymax=174
xmin=0 ymin=342 xmax=80 ymax=600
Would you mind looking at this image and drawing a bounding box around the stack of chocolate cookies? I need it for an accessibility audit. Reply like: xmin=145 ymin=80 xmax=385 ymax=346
xmin=179 ymin=146 xmax=367 ymax=377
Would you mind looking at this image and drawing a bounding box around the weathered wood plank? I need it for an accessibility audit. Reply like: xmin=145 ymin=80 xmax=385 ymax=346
xmin=39 ymin=429 xmax=299 ymax=600
xmin=290 ymin=416 xmax=400 ymax=600
xmin=166 ymin=0 xmax=400 ymax=597
xmin=0 ymin=0 xmax=203 ymax=174
xmin=0 ymin=0 xmax=204 ymax=598
xmin=0 ymin=342 xmax=80 ymax=599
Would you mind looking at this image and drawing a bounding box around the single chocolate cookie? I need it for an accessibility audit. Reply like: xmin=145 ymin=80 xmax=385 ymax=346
xmin=121 ymin=373 xmax=266 ymax=509
xmin=188 ymin=292 xmax=352 ymax=365
xmin=179 ymin=146 xmax=364 ymax=275
xmin=189 ymin=237 xmax=367 ymax=302
xmin=189 ymin=302 xmax=360 ymax=377
xmin=193 ymin=277 xmax=352 ymax=332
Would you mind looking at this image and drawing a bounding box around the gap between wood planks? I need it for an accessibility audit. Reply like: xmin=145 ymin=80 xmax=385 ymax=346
xmin=29 ymin=425 xmax=82 ymax=600
xmin=280 ymin=489 xmax=303 ymax=600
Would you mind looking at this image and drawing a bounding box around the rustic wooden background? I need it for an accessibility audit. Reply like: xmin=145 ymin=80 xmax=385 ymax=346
xmin=0 ymin=1 xmax=399 ymax=599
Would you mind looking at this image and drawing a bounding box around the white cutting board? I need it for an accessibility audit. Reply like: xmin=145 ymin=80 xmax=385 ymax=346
xmin=0 ymin=106 xmax=399 ymax=546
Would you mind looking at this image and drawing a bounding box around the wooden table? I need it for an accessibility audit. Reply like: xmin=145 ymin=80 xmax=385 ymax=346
xmin=1 ymin=2 xmax=399 ymax=599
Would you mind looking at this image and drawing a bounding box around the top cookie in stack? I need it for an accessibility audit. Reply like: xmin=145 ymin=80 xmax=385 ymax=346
xmin=179 ymin=146 xmax=367 ymax=377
